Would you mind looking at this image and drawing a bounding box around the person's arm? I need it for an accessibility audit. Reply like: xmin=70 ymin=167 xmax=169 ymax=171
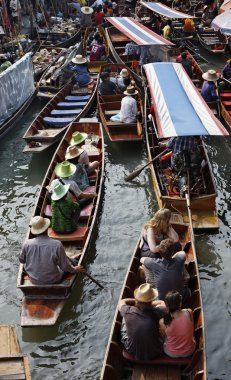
xmin=145 ymin=228 xmax=160 ymax=253
xmin=166 ymin=225 xmax=179 ymax=242
xmin=172 ymin=251 xmax=186 ymax=260
xmin=19 ymin=244 xmax=26 ymax=264
xmin=159 ymin=318 xmax=167 ymax=337
xmin=57 ymin=243 xmax=85 ymax=274
xmin=118 ymin=298 xmax=135 ymax=311
xmin=78 ymin=151 xmax=90 ymax=168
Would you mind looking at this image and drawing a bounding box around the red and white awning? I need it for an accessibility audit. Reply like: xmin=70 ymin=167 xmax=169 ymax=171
xmin=140 ymin=2 xmax=195 ymax=19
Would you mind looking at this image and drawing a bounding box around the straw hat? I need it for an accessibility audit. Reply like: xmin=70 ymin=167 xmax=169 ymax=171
xmin=39 ymin=130 xmax=49 ymax=137
xmin=30 ymin=216 xmax=50 ymax=235
xmin=70 ymin=131 xmax=88 ymax=146
xmin=123 ymin=85 xmax=138 ymax=96
xmin=55 ymin=161 xmax=76 ymax=178
xmin=81 ymin=6 xmax=93 ymax=14
xmin=65 ymin=145 xmax=84 ymax=160
xmin=202 ymin=69 xmax=219 ymax=82
xmin=51 ymin=182 xmax=70 ymax=201
xmin=134 ymin=283 xmax=158 ymax=303
xmin=120 ymin=68 xmax=129 ymax=78
xmin=72 ymin=54 xmax=87 ymax=64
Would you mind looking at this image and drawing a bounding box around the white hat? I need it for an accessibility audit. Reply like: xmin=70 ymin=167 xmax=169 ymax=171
xmin=81 ymin=6 xmax=93 ymax=14
xmin=30 ymin=216 xmax=50 ymax=235
xmin=72 ymin=54 xmax=87 ymax=64
xmin=65 ymin=145 xmax=84 ymax=160
xmin=120 ymin=68 xmax=129 ymax=78
xmin=51 ymin=182 xmax=70 ymax=201
xmin=134 ymin=283 xmax=158 ymax=303
xmin=123 ymin=85 xmax=138 ymax=96
xmin=202 ymin=69 xmax=219 ymax=82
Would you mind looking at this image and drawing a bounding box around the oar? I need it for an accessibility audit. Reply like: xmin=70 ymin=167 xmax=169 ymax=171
xmin=185 ymin=170 xmax=195 ymax=244
xmin=84 ymin=271 xmax=104 ymax=289
xmin=124 ymin=148 xmax=169 ymax=182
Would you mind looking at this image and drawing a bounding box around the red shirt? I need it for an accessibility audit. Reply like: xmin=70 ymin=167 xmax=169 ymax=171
xmin=94 ymin=11 xmax=104 ymax=25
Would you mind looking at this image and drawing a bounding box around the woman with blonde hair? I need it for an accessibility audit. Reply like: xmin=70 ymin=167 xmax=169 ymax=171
xmin=140 ymin=208 xmax=180 ymax=258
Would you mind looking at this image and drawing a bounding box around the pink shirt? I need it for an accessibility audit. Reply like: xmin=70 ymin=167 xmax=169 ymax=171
xmin=164 ymin=310 xmax=195 ymax=357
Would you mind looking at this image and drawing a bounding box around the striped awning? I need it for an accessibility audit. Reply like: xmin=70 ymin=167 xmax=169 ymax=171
xmin=107 ymin=17 xmax=174 ymax=45
xmin=211 ymin=10 xmax=231 ymax=35
xmin=140 ymin=2 xmax=195 ymax=19
xmin=144 ymin=62 xmax=228 ymax=137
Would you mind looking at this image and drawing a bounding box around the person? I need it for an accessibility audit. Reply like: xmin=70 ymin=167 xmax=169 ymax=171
xmin=175 ymin=45 xmax=192 ymax=63
xmin=165 ymin=136 xmax=197 ymax=171
xmin=140 ymin=238 xmax=190 ymax=301
xmin=67 ymin=1 xmax=82 ymax=18
xmin=80 ymin=6 xmax=93 ymax=28
xmin=221 ymin=59 xmax=231 ymax=87
xmin=119 ymin=283 xmax=166 ymax=360
xmin=201 ymin=5 xmax=212 ymax=27
xmin=139 ymin=46 xmax=152 ymax=68
xmin=201 ymin=69 xmax=219 ymax=103
xmin=50 ymin=182 xmax=91 ymax=234
xmin=65 ymin=144 xmax=99 ymax=182
xmin=110 ymin=68 xmax=130 ymax=92
xmin=93 ymin=6 xmax=104 ymax=25
xmin=19 ymin=216 xmax=85 ymax=284
xmin=124 ymin=41 xmax=139 ymax=57
xmin=110 ymin=85 xmax=138 ymax=123
xmin=54 ymin=160 xmax=82 ymax=198
xmin=68 ymin=54 xmax=93 ymax=87
xmin=140 ymin=208 xmax=180 ymax=258
xmin=183 ymin=18 xmax=195 ymax=35
xmin=99 ymin=71 xmax=118 ymax=95
xmin=180 ymin=51 xmax=193 ymax=79
xmin=162 ymin=20 xmax=172 ymax=41
xmin=159 ymin=291 xmax=195 ymax=357
xmin=90 ymin=36 xmax=106 ymax=61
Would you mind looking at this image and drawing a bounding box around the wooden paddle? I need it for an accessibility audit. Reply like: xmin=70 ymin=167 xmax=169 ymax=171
xmin=124 ymin=148 xmax=169 ymax=182
xmin=185 ymin=170 xmax=195 ymax=244
xmin=84 ymin=271 xmax=104 ymax=289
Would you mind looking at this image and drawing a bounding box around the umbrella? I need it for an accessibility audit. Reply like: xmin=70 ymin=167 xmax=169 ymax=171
xmin=211 ymin=10 xmax=231 ymax=35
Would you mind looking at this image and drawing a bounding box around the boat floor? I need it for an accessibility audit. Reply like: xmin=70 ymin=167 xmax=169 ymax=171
xmin=21 ymin=298 xmax=66 ymax=327
xmin=132 ymin=364 xmax=180 ymax=380
xmin=23 ymin=142 xmax=53 ymax=153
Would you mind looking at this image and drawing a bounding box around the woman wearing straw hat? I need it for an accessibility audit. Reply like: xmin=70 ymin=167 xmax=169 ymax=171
xmin=118 ymin=283 xmax=166 ymax=360
xmin=110 ymin=85 xmax=139 ymax=123
xmin=80 ymin=6 xmax=93 ymax=28
xmin=67 ymin=54 xmax=93 ymax=87
xmin=20 ymin=216 xmax=85 ymax=284
xmin=201 ymin=69 xmax=219 ymax=103
xmin=54 ymin=160 xmax=82 ymax=198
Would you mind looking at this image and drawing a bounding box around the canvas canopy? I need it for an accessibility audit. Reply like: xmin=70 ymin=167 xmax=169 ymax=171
xmin=144 ymin=62 xmax=228 ymax=138
xmin=211 ymin=10 xmax=231 ymax=35
xmin=107 ymin=17 xmax=174 ymax=45
xmin=140 ymin=1 xmax=195 ymax=19
xmin=0 ymin=53 xmax=35 ymax=126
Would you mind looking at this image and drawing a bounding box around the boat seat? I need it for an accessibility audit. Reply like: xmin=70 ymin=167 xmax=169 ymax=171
xmin=82 ymin=185 xmax=97 ymax=196
xmin=104 ymin=110 xmax=120 ymax=115
xmin=57 ymin=102 xmax=87 ymax=108
xmin=51 ymin=109 xmax=82 ymax=116
xmin=65 ymin=95 xmax=90 ymax=101
xmin=22 ymin=272 xmax=73 ymax=286
xmin=122 ymin=350 xmax=191 ymax=366
xmin=44 ymin=203 xmax=93 ymax=219
xmin=132 ymin=365 xmax=181 ymax=380
xmin=222 ymin=101 xmax=231 ymax=107
xmin=48 ymin=226 xmax=89 ymax=241
xmin=219 ymin=93 xmax=231 ymax=99
xmin=43 ymin=116 xmax=74 ymax=126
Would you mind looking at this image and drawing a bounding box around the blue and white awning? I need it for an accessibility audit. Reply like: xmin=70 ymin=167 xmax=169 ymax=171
xmin=144 ymin=63 xmax=228 ymax=137
xmin=211 ymin=10 xmax=231 ymax=35
xmin=140 ymin=2 xmax=195 ymax=19
xmin=107 ymin=17 xmax=174 ymax=45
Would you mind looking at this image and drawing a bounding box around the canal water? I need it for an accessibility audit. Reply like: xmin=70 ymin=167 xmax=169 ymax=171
xmin=0 ymin=51 xmax=231 ymax=379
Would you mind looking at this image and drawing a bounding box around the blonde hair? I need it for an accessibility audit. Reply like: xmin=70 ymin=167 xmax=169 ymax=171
xmin=144 ymin=208 xmax=171 ymax=235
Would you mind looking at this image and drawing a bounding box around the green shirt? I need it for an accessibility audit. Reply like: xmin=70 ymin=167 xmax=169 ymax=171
xmin=51 ymin=198 xmax=79 ymax=234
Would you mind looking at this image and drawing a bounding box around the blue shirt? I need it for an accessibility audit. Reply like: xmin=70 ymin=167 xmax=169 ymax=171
xmin=201 ymin=81 xmax=218 ymax=102
xmin=167 ymin=136 xmax=196 ymax=156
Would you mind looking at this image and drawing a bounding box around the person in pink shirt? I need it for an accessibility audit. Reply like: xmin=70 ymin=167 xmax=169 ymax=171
xmin=159 ymin=290 xmax=195 ymax=358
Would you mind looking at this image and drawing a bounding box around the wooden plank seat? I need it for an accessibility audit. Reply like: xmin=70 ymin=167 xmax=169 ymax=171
xmin=51 ymin=109 xmax=82 ymax=116
xmin=107 ymin=121 xmax=137 ymax=128
xmin=122 ymin=350 xmax=191 ymax=366
xmin=43 ymin=116 xmax=75 ymax=126
xmin=219 ymin=92 xmax=231 ymax=99
xmin=22 ymin=272 xmax=73 ymax=287
xmin=48 ymin=226 xmax=89 ymax=241
xmin=57 ymin=101 xmax=88 ymax=108
xmin=65 ymin=95 xmax=90 ymax=101
xmin=105 ymin=110 xmax=120 ymax=115
xmin=44 ymin=203 xmax=93 ymax=219
xmin=222 ymin=101 xmax=231 ymax=107
xmin=132 ymin=365 xmax=181 ymax=380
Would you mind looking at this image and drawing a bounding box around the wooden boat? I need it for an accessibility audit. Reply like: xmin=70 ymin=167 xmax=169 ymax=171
xmin=0 ymin=325 xmax=31 ymax=379
xmin=37 ymin=20 xmax=81 ymax=48
xmin=197 ymin=28 xmax=227 ymax=53
xmin=194 ymin=1 xmax=204 ymax=17
xmin=23 ymin=64 xmax=100 ymax=153
xmin=82 ymin=26 xmax=110 ymax=63
xmin=17 ymin=119 xmax=104 ymax=326
xmin=97 ymin=63 xmax=143 ymax=142
xmin=219 ymin=88 xmax=231 ymax=129
xmin=100 ymin=217 xmax=206 ymax=380
xmin=33 ymin=46 xmax=65 ymax=81
xmin=37 ymin=43 xmax=81 ymax=99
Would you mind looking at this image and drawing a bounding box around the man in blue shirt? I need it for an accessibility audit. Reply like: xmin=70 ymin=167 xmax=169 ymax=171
xmin=201 ymin=69 xmax=219 ymax=102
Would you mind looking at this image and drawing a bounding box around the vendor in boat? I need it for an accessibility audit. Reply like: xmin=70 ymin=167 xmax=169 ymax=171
xmin=180 ymin=52 xmax=193 ymax=79
xmin=90 ymin=36 xmax=106 ymax=61
xmin=110 ymin=85 xmax=139 ymax=123
xmin=162 ymin=20 xmax=172 ymax=41
xmin=93 ymin=6 xmax=105 ymax=25
xmin=159 ymin=291 xmax=195 ymax=358
xmin=19 ymin=216 xmax=85 ymax=284
xmin=140 ymin=208 xmax=181 ymax=258
xmin=182 ymin=18 xmax=195 ymax=36
xmin=123 ymin=41 xmax=139 ymax=57
xmin=140 ymin=238 xmax=190 ymax=303
xmin=99 ymin=71 xmax=119 ymax=95
xmin=118 ymin=283 xmax=166 ymax=361
xmin=67 ymin=54 xmax=93 ymax=87
xmin=221 ymin=59 xmax=231 ymax=88
xmin=104 ymin=67 xmax=131 ymax=92
xmin=80 ymin=6 xmax=93 ymax=28
xmin=175 ymin=45 xmax=192 ymax=63
xmin=200 ymin=5 xmax=212 ymax=27
xmin=201 ymin=69 xmax=219 ymax=103
xmin=67 ymin=1 xmax=82 ymax=19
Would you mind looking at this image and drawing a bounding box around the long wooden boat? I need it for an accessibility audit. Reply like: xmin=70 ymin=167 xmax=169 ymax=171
xmin=23 ymin=64 xmax=100 ymax=153
xmin=100 ymin=217 xmax=206 ymax=380
xmin=220 ymin=88 xmax=231 ymax=129
xmin=0 ymin=325 xmax=31 ymax=379
xmin=97 ymin=63 xmax=144 ymax=142
xmin=33 ymin=46 xmax=65 ymax=81
xmin=37 ymin=20 xmax=81 ymax=48
xmin=17 ymin=119 xmax=104 ymax=326
xmin=82 ymin=26 xmax=110 ymax=63
xmin=197 ymin=28 xmax=227 ymax=53
xmin=143 ymin=62 xmax=228 ymax=230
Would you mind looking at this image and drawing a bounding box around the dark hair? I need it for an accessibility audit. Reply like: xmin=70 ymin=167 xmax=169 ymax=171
xmin=159 ymin=238 xmax=175 ymax=260
xmin=104 ymin=66 xmax=111 ymax=74
xmin=100 ymin=71 xmax=110 ymax=80
xmin=179 ymin=45 xmax=186 ymax=53
xmin=98 ymin=36 xmax=103 ymax=44
xmin=164 ymin=290 xmax=182 ymax=325
xmin=181 ymin=51 xmax=187 ymax=59
xmin=167 ymin=20 xmax=172 ymax=26
xmin=123 ymin=77 xmax=131 ymax=86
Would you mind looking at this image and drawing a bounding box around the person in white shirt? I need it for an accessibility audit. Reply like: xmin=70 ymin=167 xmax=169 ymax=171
xmin=110 ymin=85 xmax=138 ymax=123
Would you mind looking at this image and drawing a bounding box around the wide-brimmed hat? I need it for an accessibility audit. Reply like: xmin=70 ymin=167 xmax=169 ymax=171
xmin=65 ymin=145 xmax=84 ymax=160
xmin=120 ymin=68 xmax=129 ymax=78
xmin=55 ymin=160 xmax=76 ymax=178
xmin=70 ymin=131 xmax=88 ymax=146
xmin=202 ymin=69 xmax=219 ymax=82
xmin=51 ymin=182 xmax=70 ymax=201
xmin=30 ymin=216 xmax=50 ymax=235
xmin=81 ymin=6 xmax=93 ymax=14
xmin=134 ymin=283 xmax=158 ymax=303
xmin=39 ymin=130 xmax=49 ymax=137
xmin=123 ymin=85 xmax=138 ymax=96
xmin=72 ymin=54 xmax=87 ymax=64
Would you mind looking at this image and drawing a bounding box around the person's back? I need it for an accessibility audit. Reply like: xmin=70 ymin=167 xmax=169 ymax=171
xmin=201 ymin=69 xmax=219 ymax=102
xmin=51 ymin=197 xmax=80 ymax=233
xmin=94 ymin=8 xmax=104 ymax=25
xmin=99 ymin=72 xmax=117 ymax=95
xmin=180 ymin=52 xmax=193 ymax=78
xmin=90 ymin=37 xmax=105 ymax=61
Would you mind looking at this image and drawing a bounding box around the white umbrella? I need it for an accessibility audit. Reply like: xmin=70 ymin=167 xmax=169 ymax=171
xmin=211 ymin=10 xmax=231 ymax=35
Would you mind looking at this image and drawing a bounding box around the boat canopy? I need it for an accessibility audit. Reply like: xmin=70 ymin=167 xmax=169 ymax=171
xmin=140 ymin=2 xmax=195 ymax=19
xmin=220 ymin=0 xmax=231 ymax=13
xmin=107 ymin=17 xmax=174 ymax=45
xmin=144 ymin=62 xmax=228 ymax=137
xmin=0 ymin=53 xmax=35 ymax=126
xmin=211 ymin=10 xmax=231 ymax=35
